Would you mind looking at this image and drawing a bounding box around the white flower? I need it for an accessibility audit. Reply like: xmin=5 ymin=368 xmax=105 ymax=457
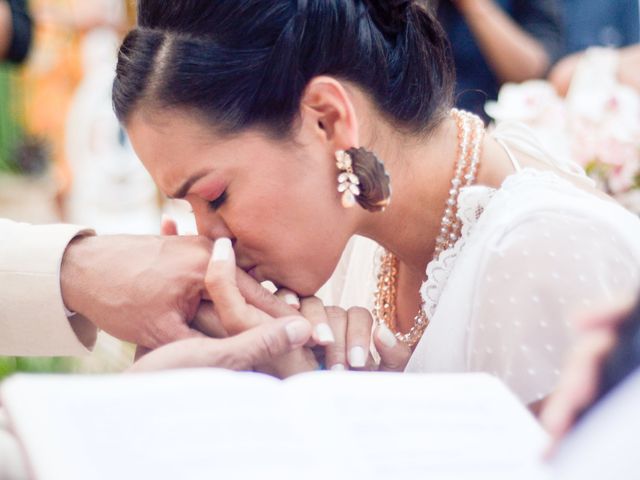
xmin=485 ymin=80 xmax=564 ymax=124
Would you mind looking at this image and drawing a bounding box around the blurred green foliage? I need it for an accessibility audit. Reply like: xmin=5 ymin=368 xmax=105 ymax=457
xmin=0 ymin=357 xmax=75 ymax=381
xmin=0 ymin=65 xmax=22 ymax=174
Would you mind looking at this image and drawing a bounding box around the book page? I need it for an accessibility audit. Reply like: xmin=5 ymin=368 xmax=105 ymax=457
xmin=285 ymin=372 xmax=551 ymax=480
xmin=1 ymin=369 xmax=341 ymax=480
xmin=2 ymin=370 xmax=550 ymax=480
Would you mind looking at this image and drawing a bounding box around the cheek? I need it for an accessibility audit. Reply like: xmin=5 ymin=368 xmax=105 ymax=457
xmin=231 ymin=170 xmax=339 ymax=249
xmin=231 ymin=177 xmax=350 ymax=293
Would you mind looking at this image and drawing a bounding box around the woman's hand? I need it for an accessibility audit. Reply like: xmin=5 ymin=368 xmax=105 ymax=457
xmin=157 ymin=220 xmax=410 ymax=374
xmin=297 ymin=298 xmax=412 ymax=372
xmin=203 ymin=238 xmax=321 ymax=377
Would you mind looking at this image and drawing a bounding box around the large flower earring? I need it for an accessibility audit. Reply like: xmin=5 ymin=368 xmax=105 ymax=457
xmin=335 ymin=148 xmax=392 ymax=213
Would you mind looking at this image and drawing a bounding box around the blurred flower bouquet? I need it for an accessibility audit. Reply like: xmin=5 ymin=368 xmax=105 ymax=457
xmin=486 ymin=48 xmax=640 ymax=214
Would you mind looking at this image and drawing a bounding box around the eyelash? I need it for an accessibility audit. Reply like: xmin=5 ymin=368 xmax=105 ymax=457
xmin=208 ymin=190 xmax=228 ymax=211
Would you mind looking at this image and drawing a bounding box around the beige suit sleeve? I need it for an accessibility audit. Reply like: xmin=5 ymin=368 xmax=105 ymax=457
xmin=0 ymin=219 xmax=97 ymax=356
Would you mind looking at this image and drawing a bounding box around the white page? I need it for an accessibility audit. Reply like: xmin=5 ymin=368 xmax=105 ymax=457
xmin=286 ymin=372 xmax=550 ymax=480
xmin=2 ymin=370 xmax=550 ymax=480
xmin=2 ymin=370 xmax=343 ymax=480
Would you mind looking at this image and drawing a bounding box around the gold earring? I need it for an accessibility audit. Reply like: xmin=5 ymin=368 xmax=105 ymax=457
xmin=336 ymin=148 xmax=392 ymax=212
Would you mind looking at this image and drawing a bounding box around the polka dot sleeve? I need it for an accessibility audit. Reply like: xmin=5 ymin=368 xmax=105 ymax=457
xmin=466 ymin=211 xmax=640 ymax=404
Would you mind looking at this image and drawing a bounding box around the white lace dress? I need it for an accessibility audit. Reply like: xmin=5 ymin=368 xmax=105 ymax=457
xmin=318 ymin=134 xmax=640 ymax=405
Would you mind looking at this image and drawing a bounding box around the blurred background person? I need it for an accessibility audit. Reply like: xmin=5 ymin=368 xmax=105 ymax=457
xmin=560 ymin=0 xmax=639 ymax=55
xmin=433 ymin=0 xmax=564 ymax=120
xmin=0 ymin=0 xmax=32 ymax=64
xmin=551 ymin=44 xmax=640 ymax=96
xmin=550 ymin=0 xmax=639 ymax=96
xmin=542 ymin=298 xmax=640 ymax=444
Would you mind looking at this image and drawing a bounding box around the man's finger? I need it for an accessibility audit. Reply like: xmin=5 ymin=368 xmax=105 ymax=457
xmin=228 ymin=317 xmax=312 ymax=370
xmin=192 ymin=301 xmax=228 ymax=338
xmin=160 ymin=215 xmax=179 ymax=236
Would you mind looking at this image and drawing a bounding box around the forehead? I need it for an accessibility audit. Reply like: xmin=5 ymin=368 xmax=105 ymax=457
xmin=126 ymin=109 xmax=295 ymax=196
xmin=128 ymin=109 xmax=215 ymax=162
xmin=126 ymin=109 xmax=229 ymax=194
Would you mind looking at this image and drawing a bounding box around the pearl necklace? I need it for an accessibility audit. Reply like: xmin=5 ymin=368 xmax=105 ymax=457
xmin=374 ymin=109 xmax=485 ymax=348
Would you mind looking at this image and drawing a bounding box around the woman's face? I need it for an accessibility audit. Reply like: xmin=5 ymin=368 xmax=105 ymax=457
xmin=127 ymin=108 xmax=358 ymax=296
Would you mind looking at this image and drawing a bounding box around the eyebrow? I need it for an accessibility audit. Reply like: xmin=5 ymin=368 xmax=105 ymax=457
xmin=169 ymin=170 xmax=210 ymax=199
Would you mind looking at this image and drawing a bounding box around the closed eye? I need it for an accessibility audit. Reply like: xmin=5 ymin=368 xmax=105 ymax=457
xmin=208 ymin=190 xmax=228 ymax=211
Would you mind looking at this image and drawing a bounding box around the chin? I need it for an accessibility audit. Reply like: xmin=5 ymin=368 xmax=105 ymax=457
xmin=264 ymin=270 xmax=326 ymax=298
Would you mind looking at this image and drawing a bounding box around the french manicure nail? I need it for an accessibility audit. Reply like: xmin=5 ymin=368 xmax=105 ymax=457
xmin=348 ymin=346 xmax=367 ymax=368
xmin=212 ymin=238 xmax=232 ymax=262
xmin=283 ymin=292 xmax=301 ymax=308
xmin=377 ymin=324 xmax=398 ymax=348
xmin=285 ymin=319 xmax=311 ymax=345
xmin=330 ymin=363 xmax=346 ymax=371
xmin=314 ymin=323 xmax=335 ymax=344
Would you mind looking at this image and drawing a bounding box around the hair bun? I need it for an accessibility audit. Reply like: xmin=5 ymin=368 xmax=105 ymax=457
xmin=365 ymin=0 xmax=413 ymax=35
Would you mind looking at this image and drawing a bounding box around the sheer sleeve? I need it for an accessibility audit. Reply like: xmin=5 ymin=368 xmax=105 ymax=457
xmin=467 ymin=211 xmax=640 ymax=404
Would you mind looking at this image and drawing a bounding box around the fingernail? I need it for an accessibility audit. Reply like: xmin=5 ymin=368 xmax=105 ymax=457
xmin=285 ymin=319 xmax=311 ymax=345
xmin=283 ymin=292 xmax=300 ymax=308
xmin=348 ymin=346 xmax=367 ymax=368
xmin=377 ymin=324 xmax=398 ymax=348
xmin=314 ymin=323 xmax=335 ymax=344
xmin=330 ymin=363 xmax=346 ymax=371
xmin=161 ymin=213 xmax=171 ymax=224
xmin=212 ymin=238 xmax=232 ymax=262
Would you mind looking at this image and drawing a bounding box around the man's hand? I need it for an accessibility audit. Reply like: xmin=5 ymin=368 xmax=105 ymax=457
xmin=60 ymin=234 xmax=213 ymax=349
xmin=129 ymin=316 xmax=312 ymax=373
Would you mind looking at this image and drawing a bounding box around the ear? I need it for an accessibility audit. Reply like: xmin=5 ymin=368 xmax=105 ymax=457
xmin=299 ymin=76 xmax=360 ymax=151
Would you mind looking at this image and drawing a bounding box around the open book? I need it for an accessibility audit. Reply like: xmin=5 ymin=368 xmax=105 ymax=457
xmin=0 ymin=371 xmax=550 ymax=480
xmin=5 ymin=365 xmax=638 ymax=480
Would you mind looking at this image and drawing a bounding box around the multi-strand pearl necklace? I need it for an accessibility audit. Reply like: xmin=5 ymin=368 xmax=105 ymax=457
xmin=374 ymin=109 xmax=485 ymax=348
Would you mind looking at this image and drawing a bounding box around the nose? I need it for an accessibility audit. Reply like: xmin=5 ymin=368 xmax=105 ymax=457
xmin=192 ymin=204 xmax=234 ymax=242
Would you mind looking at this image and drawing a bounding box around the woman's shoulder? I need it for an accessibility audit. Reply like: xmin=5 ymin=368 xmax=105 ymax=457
xmin=468 ymin=168 xmax=640 ymax=249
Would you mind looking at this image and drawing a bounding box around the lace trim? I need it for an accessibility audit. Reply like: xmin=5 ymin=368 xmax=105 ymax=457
xmin=420 ymin=185 xmax=494 ymax=318
xmin=419 ymin=168 xmax=567 ymax=318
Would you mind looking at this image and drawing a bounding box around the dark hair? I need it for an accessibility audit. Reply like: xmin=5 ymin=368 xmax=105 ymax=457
xmin=113 ymin=0 xmax=455 ymax=137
